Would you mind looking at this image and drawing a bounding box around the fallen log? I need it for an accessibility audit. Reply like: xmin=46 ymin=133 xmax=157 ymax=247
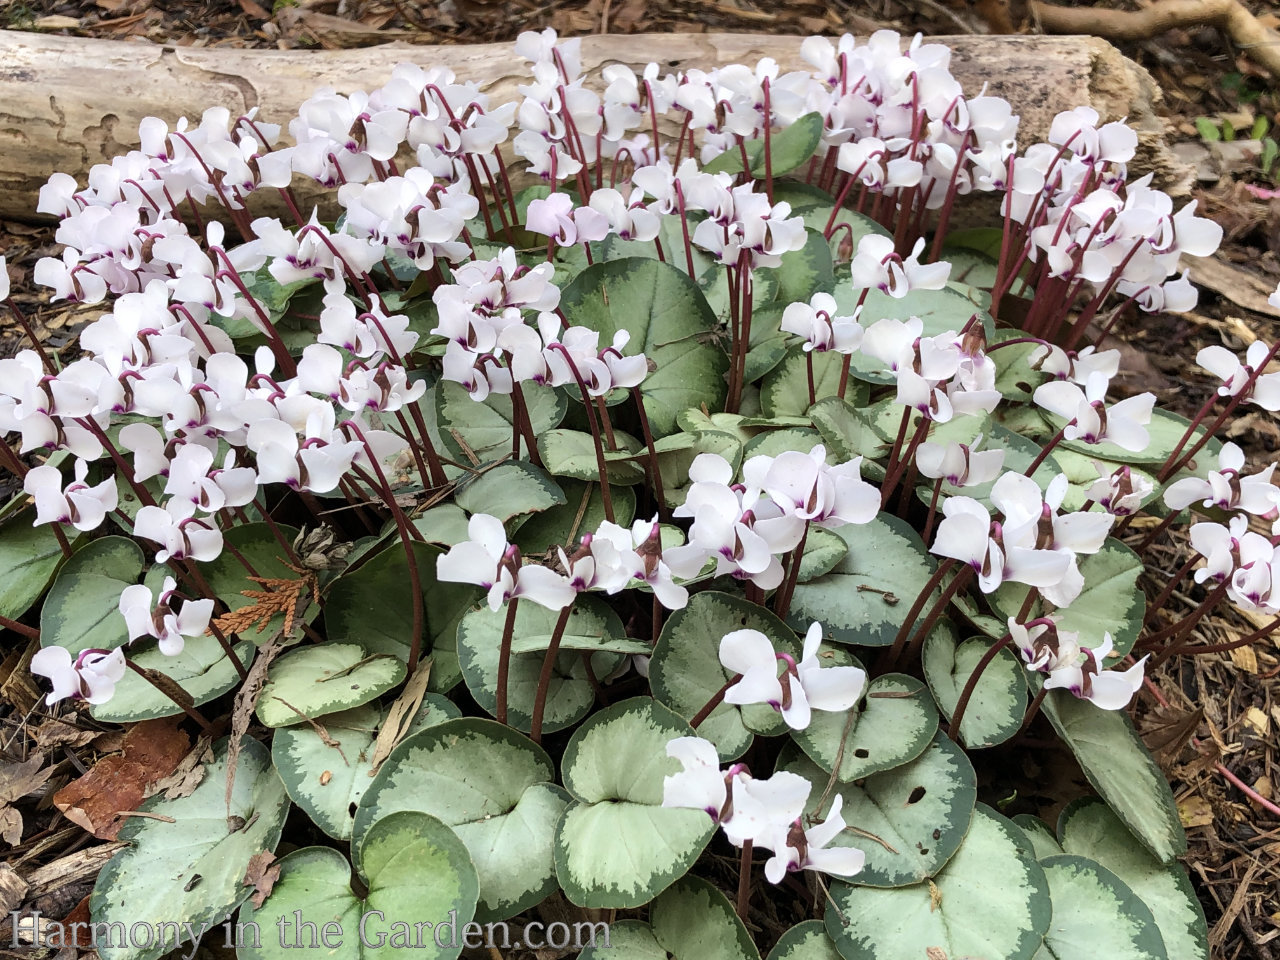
xmin=0 ymin=30 xmax=1188 ymax=223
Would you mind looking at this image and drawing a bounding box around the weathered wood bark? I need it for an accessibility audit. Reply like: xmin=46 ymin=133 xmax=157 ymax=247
xmin=0 ymin=30 xmax=1187 ymax=222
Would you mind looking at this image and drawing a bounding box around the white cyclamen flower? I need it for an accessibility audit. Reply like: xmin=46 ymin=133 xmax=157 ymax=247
xmin=119 ymin=576 xmax=214 ymax=656
xmin=23 ymin=460 xmax=118 ymax=532
xmin=1033 ymin=370 xmax=1155 ymax=452
xmin=759 ymin=794 xmax=866 ymax=883
xmin=1163 ymin=442 xmax=1275 ymax=515
xmin=661 ymin=736 xmax=728 ymax=820
xmin=436 ymin=513 xmax=574 ymax=611
xmin=30 ymin=646 xmax=126 ymax=706
xmin=720 ymin=623 xmax=866 ymax=730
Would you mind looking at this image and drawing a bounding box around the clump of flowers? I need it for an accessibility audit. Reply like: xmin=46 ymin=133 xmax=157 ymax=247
xmin=1 ymin=27 xmax=1258 ymax=960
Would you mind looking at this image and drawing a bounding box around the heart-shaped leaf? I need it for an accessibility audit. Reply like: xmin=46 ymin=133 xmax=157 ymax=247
xmin=785 ymin=514 xmax=935 ymax=647
xmin=648 ymin=876 xmax=760 ymax=960
xmin=239 ymin=811 xmax=480 ymax=960
xmin=271 ymin=696 xmax=459 ymax=839
xmin=256 ymin=643 xmax=405 ymax=728
xmin=352 ymin=718 xmax=565 ymax=922
xmin=456 ymin=596 xmax=625 ymax=734
xmin=992 ymin=539 xmax=1145 ymax=657
xmin=760 ymin=347 xmax=849 ymax=419
xmin=92 ymin=633 xmax=255 ymax=723
xmin=413 ymin=504 xmax=471 ymax=547
xmin=797 ymin=526 xmax=850 ymax=582
xmin=780 ymin=732 xmax=977 ymax=887
xmin=764 ymin=227 xmax=837 ymax=305
xmin=808 ymin=396 xmax=890 ymax=463
xmin=555 ymin=698 xmax=715 ymax=908
xmin=560 ymin=257 xmax=729 ymax=436
xmin=1042 ymin=690 xmax=1186 ymax=864
xmin=577 ymin=920 xmax=667 ymax=960
xmin=653 ymin=430 xmax=744 ymax=509
xmin=650 ymin=591 xmax=801 ymax=760
xmin=0 ymin=515 xmax=75 ymax=621
xmin=837 ymin=285 xmax=991 ymax=386
xmin=513 ymin=479 xmax=637 ymax=554
xmin=435 ymin=379 xmax=566 ymax=466
xmin=539 ymin=428 xmax=646 ymax=484
xmin=325 ymin=542 xmax=478 ymax=692
xmin=765 ymin=921 xmax=842 ymax=960
xmin=40 ymin=536 xmax=143 ymax=655
xmin=702 ymin=112 xmax=824 ymax=178
xmin=923 ymin=631 xmax=1028 ymax=749
xmin=741 ymin=427 xmax=825 ymax=460
xmin=989 ymin=333 xmax=1047 ymax=403
xmin=824 ymin=806 xmax=1051 ymax=960
xmin=1013 ymin=813 xmax=1065 ymax=862
xmin=1044 ymin=406 xmax=1220 ymax=467
xmin=601 ymin=213 xmax=714 ymax=282
xmin=1037 ymin=855 xmax=1169 ymax=960
xmin=452 ymin=461 xmax=565 ymax=527
xmin=1058 ymin=798 xmax=1207 ymax=960
xmin=89 ymin=737 xmax=291 ymax=960
xmin=677 ymin=409 xmax=757 ymax=447
xmin=942 ymin=248 xmax=1000 ymax=290
xmin=791 ymin=671 xmax=938 ymax=781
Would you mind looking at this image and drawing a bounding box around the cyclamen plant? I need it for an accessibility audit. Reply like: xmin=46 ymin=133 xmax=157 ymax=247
xmin=4 ymin=25 xmax=1272 ymax=960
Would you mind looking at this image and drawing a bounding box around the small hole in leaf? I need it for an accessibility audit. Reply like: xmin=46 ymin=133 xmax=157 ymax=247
xmin=349 ymin=803 xmax=358 ymax=817
xmin=907 ymin=786 xmax=926 ymax=804
xmin=919 ymin=847 xmax=929 ymax=855
xmin=853 ymin=748 xmax=869 ymax=759
xmin=933 ymin=828 xmax=941 ymax=840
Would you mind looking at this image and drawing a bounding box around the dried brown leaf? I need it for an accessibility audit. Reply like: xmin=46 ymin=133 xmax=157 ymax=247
xmin=0 ymin=807 xmax=22 ymax=847
xmin=1178 ymin=794 xmax=1215 ymax=828
xmin=243 ymin=850 xmax=281 ymax=909
xmin=0 ymin=754 xmax=53 ymax=803
xmin=32 ymin=720 xmax=98 ymax=751
xmin=1140 ymin=704 xmax=1204 ymax=771
xmin=1177 ymin=738 xmax=1223 ymax=780
xmin=52 ymin=717 xmax=190 ymax=840
xmin=227 ymin=634 xmax=287 ymax=809
xmin=152 ymin=737 xmax=214 ymax=800
xmin=368 ymin=658 xmax=432 ymax=776
xmin=0 ymin=754 xmax=52 ymax=846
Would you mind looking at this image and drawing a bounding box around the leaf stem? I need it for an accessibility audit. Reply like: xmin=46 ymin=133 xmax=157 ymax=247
xmin=736 ymin=840 xmax=754 ymax=920
xmin=883 ymin=558 xmax=957 ymax=666
xmin=548 ymin=344 xmax=614 ymax=522
xmin=690 ymin=673 xmax=740 ymax=728
xmin=340 ymin=420 xmax=426 ymax=673
xmin=495 ymin=597 xmax=521 ymax=726
xmin=0 ymin=615 xmax=39 ymax=640
xmin=946 ymin=632 xmax=1012 ymax=741
xmin=772 ymin=521 xmax=811 ymax=622
xmin=530 ymin=603 xmax=574 ymax=744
